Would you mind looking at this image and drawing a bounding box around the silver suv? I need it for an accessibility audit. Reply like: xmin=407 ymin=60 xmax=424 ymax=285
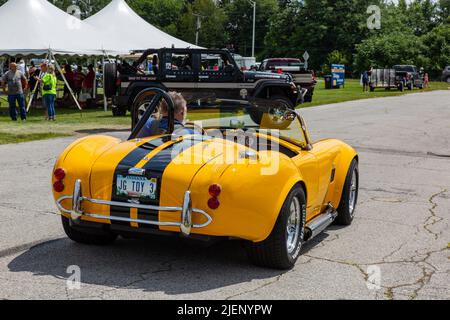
xmin=442 ymin=66 xmax=450 ymax=83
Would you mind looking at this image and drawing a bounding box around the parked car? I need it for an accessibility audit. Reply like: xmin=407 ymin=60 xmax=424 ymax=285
xmin=52 ymin=90 xmax=359 ymax=270
xmin=392 ymin=65 xmax=424 ymax=90
xmin=104 ymin=48 xmax=301 ymax=128
xmin=259 ymin=58 xmax=317 ymax=102
xmin=441 ymin=66 xmax=450 ymax=83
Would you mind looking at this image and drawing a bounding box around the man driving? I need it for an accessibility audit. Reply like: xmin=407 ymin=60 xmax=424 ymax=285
xmin=137 ymin=91 xmax=193 ymax=138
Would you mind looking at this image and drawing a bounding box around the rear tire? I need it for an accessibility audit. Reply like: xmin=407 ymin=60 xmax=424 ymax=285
xmin=103 ymin=63 xmax=118 ymax=98
xmin=335 ymin=159 xmax=359 ymax=226
xmin=112 ymin=107 xmax=127 ymax=117
xmin=245 ymin=186 xmax=306 ymax=270
xmin=61 ymin=216 xmax=117 ymax=245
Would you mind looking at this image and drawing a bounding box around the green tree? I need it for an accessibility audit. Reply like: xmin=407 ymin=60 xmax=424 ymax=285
xmin=421 ymin=25 xmax=450 ymax=77
xmin=225 ymin=0 xmax=279 ymax=57
xmin=353 ymin=32 xmax=428 ymax=73
xmin=178 ymin=0 xmax=228 ymax=48
xmin=128 ymin=0 xmax=184 ymax=35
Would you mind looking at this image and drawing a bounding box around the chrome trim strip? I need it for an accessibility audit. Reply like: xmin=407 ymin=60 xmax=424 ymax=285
xmin=56 ymin=180 xmax=212 ymax=235
xmin=128 ymin=167 xmax=146 ymax=176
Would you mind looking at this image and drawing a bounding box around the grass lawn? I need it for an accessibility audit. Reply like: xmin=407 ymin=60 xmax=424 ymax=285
xmin=0 ymin=103 xmax=131 ymax=145
xmin=300 ymin=79 xmax=449 ymax=108
xmin=0 ymin=79 xmax=448 ymax=145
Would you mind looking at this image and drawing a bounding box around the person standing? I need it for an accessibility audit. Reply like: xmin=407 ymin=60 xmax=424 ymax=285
xmin=63 ymin=64 xmax=75 ymax=102
xmin=73 ymin=66 xmax=85 ymax=99
xmin=1 ymin=62 xmax=28 ymax=121
xmin=82 ymin=64 xmax=96 ymax=108
xmin=28 ymin=61 xmax=41 ymax=107
xmin=40 ymin=64 xmax=57 ymax=121
xmin=424 ymin=72 xmax=429 ymax=88
xmin=362 ymin=70 xmax=370 ymax=92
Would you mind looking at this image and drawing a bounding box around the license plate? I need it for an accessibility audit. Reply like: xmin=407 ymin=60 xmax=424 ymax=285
xmin=116 ymin=175 xmax=157 ymax=200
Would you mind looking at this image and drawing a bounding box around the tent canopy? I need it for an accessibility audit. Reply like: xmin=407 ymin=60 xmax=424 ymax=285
xmin=85 ymin=0 xmax=199 ymax=51
xmin=0 ymin=0 xmax=112 ymax=56
xmin=0 ymin=0 xmax=198 ymax=57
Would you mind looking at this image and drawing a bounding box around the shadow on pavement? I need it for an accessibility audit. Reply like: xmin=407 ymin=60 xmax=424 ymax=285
xmin=8 ymin=235 xmax=298 ymax=295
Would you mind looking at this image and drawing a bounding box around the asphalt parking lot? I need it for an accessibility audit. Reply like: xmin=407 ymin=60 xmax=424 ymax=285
xmin=0 ymin=90 xmax=449 ymax=300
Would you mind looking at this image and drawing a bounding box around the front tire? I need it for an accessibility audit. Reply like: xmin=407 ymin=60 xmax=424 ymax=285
xmin=335 ymin=159 xmax=359 ymax=226
xmin=61 ymin=216 xmax=117 ymax=245
xmin=245 ymin=186 xmax=306 ymax=270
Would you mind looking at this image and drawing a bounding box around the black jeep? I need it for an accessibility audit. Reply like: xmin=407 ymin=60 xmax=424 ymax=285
xmin=104 ymin=48 xmax=301 ymax=127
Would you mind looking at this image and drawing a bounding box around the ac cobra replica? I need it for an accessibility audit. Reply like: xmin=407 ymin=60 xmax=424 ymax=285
xmin=53 ymin=90 xmax=359 ymax=269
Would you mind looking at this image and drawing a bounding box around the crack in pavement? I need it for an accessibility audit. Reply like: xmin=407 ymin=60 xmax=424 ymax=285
xmin=95 ymin=259 xmax=175 ymax=300
xmin=303 ymin=254 xmax=369 ymax=284
xmin=305 ymin=244 xmax=449 ymax=300
xmin=423 ymin=189 xmax=447 ymax=240
xmin=222 ymin=258 xmax=315 ymax=300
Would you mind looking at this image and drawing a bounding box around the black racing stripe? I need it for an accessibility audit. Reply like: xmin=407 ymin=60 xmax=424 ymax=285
xmin=110 ymin=136 xmax=171 ymax=227
xmin=137 ymin=137 xmax=205 ymax=229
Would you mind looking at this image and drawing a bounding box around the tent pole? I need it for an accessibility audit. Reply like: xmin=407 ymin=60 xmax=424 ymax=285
xmin=50 ymin=50 xmax=82 ymax=111
xmin=93 ymin=58 xmax=97 ymax=100
xmin=102 ymin=56 xmax=108 ymax=112
xmin=27 ymin=51 xmax=49 ymax=112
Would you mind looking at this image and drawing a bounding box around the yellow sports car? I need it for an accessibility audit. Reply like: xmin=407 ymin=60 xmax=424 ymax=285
xmin=52 ymin=90 xmax=359 ymax=269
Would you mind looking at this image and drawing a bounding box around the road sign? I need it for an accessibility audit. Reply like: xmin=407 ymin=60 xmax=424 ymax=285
xmin=303 ymin=51 xmax=310 ymax=61
xmin=303 ymin=51 xmax=310 ymax=70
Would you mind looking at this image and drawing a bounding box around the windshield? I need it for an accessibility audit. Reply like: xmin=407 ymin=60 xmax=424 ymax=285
xmin=134 ymin=99 xmax=308 ymax=150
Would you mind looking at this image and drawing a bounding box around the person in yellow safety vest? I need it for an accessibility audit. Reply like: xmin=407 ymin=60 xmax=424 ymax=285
xmin=39 ymin=64 xmax=58 ymax=121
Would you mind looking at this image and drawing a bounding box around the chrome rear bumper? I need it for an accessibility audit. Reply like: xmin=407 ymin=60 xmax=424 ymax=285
xmin=56 ymin=179 xmax=212 ymax=236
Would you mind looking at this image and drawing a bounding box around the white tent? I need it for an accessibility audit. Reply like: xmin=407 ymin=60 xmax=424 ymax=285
xmin=85 ymin=0 xmax=199 ymax=51
xmin=0 ymin=0 xmax=115 ymax=56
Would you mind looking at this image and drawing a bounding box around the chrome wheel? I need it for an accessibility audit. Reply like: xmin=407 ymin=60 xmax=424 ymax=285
xmin=349 ymin=168 xmax=358 ymax=216
xmin=137 ymin=101 xmax=160 ymax=123
xmin=286 ymin=196 xmax=301 ymax=254
xmin=268 ymin=105 xmax=287 ymax=125
xmin=137 ymin=102 xmax=151 ymax=122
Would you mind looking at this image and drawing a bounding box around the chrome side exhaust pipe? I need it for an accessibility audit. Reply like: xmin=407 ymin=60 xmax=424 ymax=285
xmin=304 ymin=205 xmax=338 ymax=241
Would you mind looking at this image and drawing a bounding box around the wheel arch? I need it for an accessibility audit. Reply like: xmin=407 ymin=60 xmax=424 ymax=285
xmin=330 ymin=145 xmax=359 ymax=209
xmin=258 ymin=176 xmax=308 ymax=243
xmin=253 ymin=81 xmax=297 ymax=106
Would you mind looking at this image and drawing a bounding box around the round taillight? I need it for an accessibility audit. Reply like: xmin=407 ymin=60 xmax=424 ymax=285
xmin=209 ymin=184 xmax=222 ymax=197
xmin=208 ymin=197 xmax=220 ymax=210
xmin=54 ymin=168 xmax=66 ymax=180
xmin=53 ymin=181 xmax=65 ymax=193
xmin=277 ymin=68 xmax=283 ymax=74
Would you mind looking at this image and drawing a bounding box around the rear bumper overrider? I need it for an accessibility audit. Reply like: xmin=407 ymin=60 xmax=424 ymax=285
xmin=56 ymin=179 xmax=212 ymax=236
